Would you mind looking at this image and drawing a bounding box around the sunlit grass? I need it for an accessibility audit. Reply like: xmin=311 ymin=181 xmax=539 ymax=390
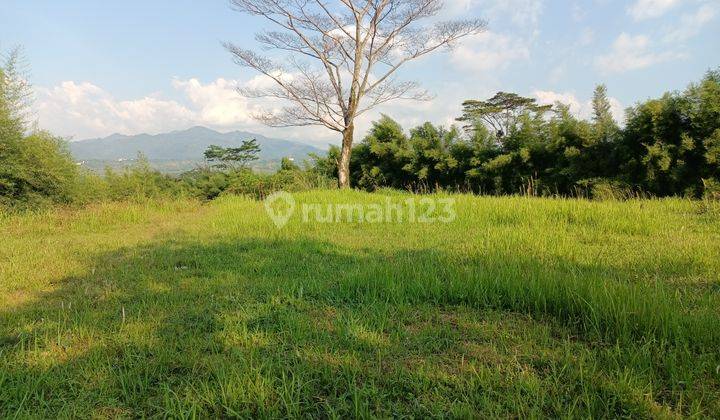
xmin=1 ymin=191 xmax=719 ymax=417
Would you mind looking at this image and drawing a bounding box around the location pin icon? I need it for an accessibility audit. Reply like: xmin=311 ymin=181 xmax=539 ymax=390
xmin=264 ymin=191 xmax=296 ymax=228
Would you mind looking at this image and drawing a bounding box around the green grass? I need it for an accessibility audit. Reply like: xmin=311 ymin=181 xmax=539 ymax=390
xmin=1 ymin=190 xmax=719 ymax=418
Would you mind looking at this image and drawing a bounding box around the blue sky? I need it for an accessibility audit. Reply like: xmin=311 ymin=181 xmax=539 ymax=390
xmin=1 ymin=0 xmax=718 ymax=147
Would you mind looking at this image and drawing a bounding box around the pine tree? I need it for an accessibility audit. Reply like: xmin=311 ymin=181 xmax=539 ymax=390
xmin=0 ymin=47 xmax=33 ymax=131
xmin=591 ymin=84 xmax=618 ymax=143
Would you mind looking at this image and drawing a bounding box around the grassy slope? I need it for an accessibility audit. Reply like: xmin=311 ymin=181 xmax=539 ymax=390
xmin=1 ymin=191 xmax=719 ymax=418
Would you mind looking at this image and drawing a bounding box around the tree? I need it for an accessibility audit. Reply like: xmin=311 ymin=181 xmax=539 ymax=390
xmin=0 ymin=47 xmax=33 ymax=131
xmin=354 ymin=115 xmax=412 ymax=189
xmin=308 ymin=145 xmax=341 ymax=180
xmin=280 ymin=156 xmax=300 ymax=171
xmin=457 ymin=92 xmax=552 ymax=142
xmin=1 ymin=47 xmax=79 ymax=208
xmin=621 ymin=68 xmax=720 ymax=197
xmin=591 ymin=84 xmax=618 ymax=143
xmin=204 ymin=139 xmax=261 ymax=169
xmin=406 ymin=122 xmax=461 ymax=188
xmin=310 ymin=69 xmax=719 ymax=197
xmin=0 ymin=48 xmax=31 ymax=140
xmin=225 ymin=0 xmax=486 ymax=187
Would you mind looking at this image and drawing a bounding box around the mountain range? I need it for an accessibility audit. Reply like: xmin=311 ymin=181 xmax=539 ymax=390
xmin=70 ymin=126 xmax=326 ymax=163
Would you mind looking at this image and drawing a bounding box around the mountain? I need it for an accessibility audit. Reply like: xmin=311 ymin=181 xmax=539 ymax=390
xmin=70 ymin=126 xmax=326 ymax=163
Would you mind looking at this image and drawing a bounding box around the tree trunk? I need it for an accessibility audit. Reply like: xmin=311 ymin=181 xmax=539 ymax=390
xmin=338 ymin=124 xmax=354 ymax=188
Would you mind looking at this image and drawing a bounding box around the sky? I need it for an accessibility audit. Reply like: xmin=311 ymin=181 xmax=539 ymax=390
xmin=1 ymin=0 xmax=718 ymax=148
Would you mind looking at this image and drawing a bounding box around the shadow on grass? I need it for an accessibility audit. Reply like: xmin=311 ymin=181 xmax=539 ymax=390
xmin=1 ymin=236 xmax=718 ymax=417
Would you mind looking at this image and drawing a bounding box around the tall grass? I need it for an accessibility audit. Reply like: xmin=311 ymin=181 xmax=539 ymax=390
xmin=1 ymin=191 xmax=718 ymax=417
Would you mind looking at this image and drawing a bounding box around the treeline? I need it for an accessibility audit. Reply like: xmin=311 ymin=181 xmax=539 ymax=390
xmin=313 ymin=70 xmax=720 ymax=199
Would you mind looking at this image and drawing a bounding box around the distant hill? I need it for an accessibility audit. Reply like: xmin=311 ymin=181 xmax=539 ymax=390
xmin=70 ymin=126 xmax=326 ymax=165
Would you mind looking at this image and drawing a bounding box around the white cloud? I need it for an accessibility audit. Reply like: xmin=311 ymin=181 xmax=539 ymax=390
xmin=535 ymin=90 xmax=586 ymax=116
xmin=171 ymin=77 xmax=255 ymax=126
xmin=442 ymin=1 xmax=541 ymax=74
xmin=35 ymin=81 xmax=195 ymax=139
xmin=595 ymin=33 xmax=684 ymax=73
xmin=33 ymin=75 xmax=497 ymax=147
xmin=534 ymin=90 xmax=625 ymax=123
xmin=450 ymin=31 xmax=531 ymax=71
xmin=443 ymin=0 xmax=544 ymax=26
xmin=34 ymin=77 xmax=339 ymax=144
xmin=628 ymin=0 xmax=682 ymax=21
xmin=663 ymin=4 xmax=718 ymax=42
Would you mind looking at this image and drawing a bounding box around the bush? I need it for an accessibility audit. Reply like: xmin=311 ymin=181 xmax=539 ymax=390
xmin=225 ymin=168 xmax=336 ymax=199
xmin=0 ymin=131 xmax=79 ymax=209
xmin=178 ymin=166 xmax=336 ymax=201
xmin=179 ymin=168 xmax=232 ymax=200
xmin=71 ymin=170 xmax=111 ymax=205
xmin=102 ymin=157 xmax=183 ymax=202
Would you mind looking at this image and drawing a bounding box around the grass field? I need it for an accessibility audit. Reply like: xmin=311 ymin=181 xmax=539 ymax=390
xmin=1 ymin=190 xmax=719 ymax=418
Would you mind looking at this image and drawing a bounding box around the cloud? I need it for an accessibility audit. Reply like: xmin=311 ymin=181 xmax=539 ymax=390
xmin=450 ymin=31 xmax=531 ymax=71
xmin=35 ymin=81 xmax=196 ymax=139
xmin=35 ymin=77 xmax=311 ymax=141
xmin=628 ymin=0 xmax=682 ymax=21
xmin=442 ymin=1 xmax=542 ymax=75
xmin=534 ymin=90 xmax=625 ymax=123
xmin=595 ymin=33 xmax=684 ymax=73
xmin=441 ymin=0 xmax=477 ymax=17
xmin=171 ymin=77 xmax=257 ymax=127
xmin=535 ymin=90 xmax=587 ymax=116
xmin=443 ymin=0 xmax=544 ymax=27
xmin=482 ymin=0 xmax=544 ymax=26
xmin=663 ymin=3 xmax=718 ymax=42
xmin=33 ymin=75 xmax=495 ymax=147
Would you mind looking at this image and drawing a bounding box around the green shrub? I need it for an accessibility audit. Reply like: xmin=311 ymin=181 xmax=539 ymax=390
xmin=0 ymin=131 xmax=79 ymax=209
xmin=179 ymin=168 xmax=232 ymax=200
xmin=70 ymin=170 xmax=112 ymax=205
xmin=101 ymin=156 xmax=183 ymax=202
xmin=225 ymin=168 xmax=336 ymax=199
xmin=178 ymin=166 xmax=336 ymax=201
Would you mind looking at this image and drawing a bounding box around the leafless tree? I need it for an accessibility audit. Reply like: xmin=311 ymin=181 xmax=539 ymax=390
xmin=225 ymin=0 xmax=487 ymax=187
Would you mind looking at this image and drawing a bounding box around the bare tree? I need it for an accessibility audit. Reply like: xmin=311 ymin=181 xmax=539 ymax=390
xmin=225 ymin=0 xmax=487 ymax=187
